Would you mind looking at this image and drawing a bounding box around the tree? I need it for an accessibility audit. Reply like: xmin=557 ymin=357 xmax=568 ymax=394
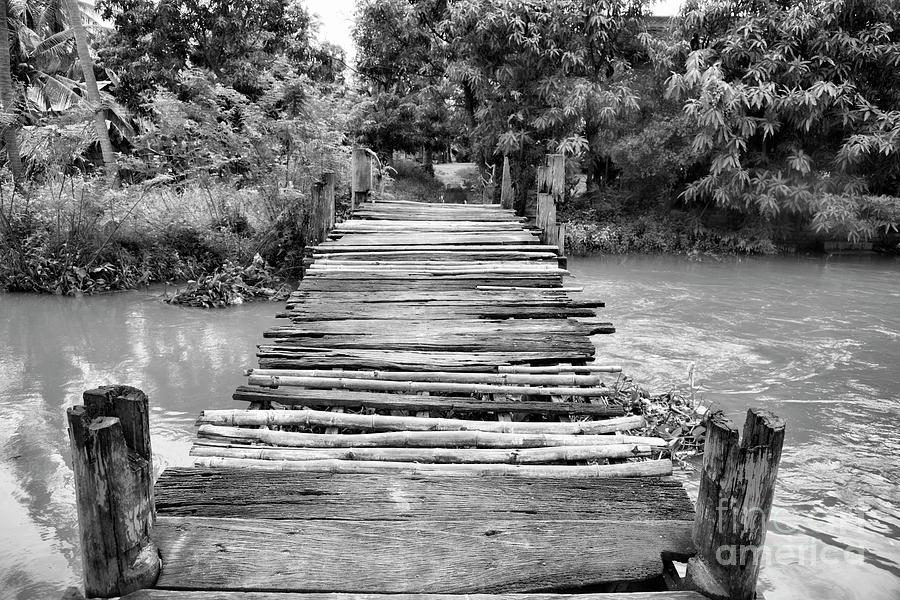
xmin=352 ymin=0 xmax=457 ymax=161
xmin=667 ymin=0 xmax=900 ymax=240
xmin=0 ymin=0 xmax=25 ymax=184
xmin=96 ymin=0 xmax=323 ymax=105
xmin=63 ymin=0 xmax=116 ymax=182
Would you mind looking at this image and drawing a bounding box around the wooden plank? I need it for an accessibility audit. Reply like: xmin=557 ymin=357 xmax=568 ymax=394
xmin=154 ymin=469 xmax=695 ymax=521
xmin=249 ymin=368 xmax=604 ymax=386
xmin=279 ymin=306 xmax=598 ymax=321
xmin=152 ymin=517 xmax=694 ymax=592
xmin=232 ymin=386 xmax=625 ymax=417
xmin=246 ymin=374 xmax=611 ymax=397
xmin=313 ymin=244 xmax=560 ymax=253
xmin=256 ymin=348 xmax=596 ymax=372
xmin=125 ymin=591 xmax=709 ymax=599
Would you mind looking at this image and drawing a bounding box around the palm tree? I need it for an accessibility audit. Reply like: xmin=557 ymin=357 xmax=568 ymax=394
xmin=0 ymin=0 xmax=25 ymax=185
xmin=63 ymin=0 xmax=116 ymax=183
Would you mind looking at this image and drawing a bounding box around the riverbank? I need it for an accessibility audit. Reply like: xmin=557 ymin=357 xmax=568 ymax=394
xmin=563 ymin=205 xmax=780 ymax=256
xmin=0 ymin=176 xmax=349 ymax=297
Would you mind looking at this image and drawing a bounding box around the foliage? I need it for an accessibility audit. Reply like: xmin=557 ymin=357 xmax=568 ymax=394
xmin=565 ymin=207 xmax=778 ymax=256
xmin=666 ymin=0 xmax=900 ymax=240
xmin=95 ymin=0 xmax=339 ymax=103
xmin=162 ymin=254 xmax=289 ymax=308
xmin=352 ymin=0 xmax=653 ymax=212
xmin=351 ymin=0 xmax=458 ymax=158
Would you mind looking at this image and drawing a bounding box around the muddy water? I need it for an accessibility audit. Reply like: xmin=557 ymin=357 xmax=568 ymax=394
xmin=1 ymin=254 xmax=898 ymax=599
xmin=572 ymin=254 xmax=900 ymax=600
xmin=0 ymin=288 xmax=276 ymax=598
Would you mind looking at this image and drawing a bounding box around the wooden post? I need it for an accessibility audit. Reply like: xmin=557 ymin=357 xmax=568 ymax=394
xmin=500 ymin=155 xmax=514 ymax=209
xmin=67 ymin=385 xmax=160 ymax=598
xmin=535 ymin=163 xmax=556 ymax=246
xmin=322 ymin=171 xmax=336 ymax=231
xmin=685 ymin=408 xmax=785 ymax=600
xmin=351 ymin=147 xmax=371 ymax=210
xmin=556 ymin=222 xmax=566 ymax=255
xmin=311 ymin=181 xmax=325 ymax=243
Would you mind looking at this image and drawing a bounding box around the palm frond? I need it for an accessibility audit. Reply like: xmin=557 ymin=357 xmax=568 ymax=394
xmin=31 ymin=29 xmax=74 ymax=59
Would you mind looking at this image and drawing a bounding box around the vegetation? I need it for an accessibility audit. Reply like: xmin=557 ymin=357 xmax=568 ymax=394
xmin=1 ymin=0 xmax=898 ymax=297
xmin=352 ymin=0 xmax=899 ymax=251
xmin=0 ymin=0 xmax=350 ymax=297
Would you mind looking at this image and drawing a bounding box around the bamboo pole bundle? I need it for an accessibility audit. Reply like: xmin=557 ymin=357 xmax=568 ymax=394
xmin=497 ymin=364 xmax=623 ymax=374
xmin=250 ymin=368 xmax=602 ymax=387
xmin=197 ymin=424 xmax=667 ymax=449
xmin=197 ymin=409 xmax=645 ymax=435
xmin=191 ymin=456 xmax=673 ymax=477
xmin=246 ymin=374 xmax=612 ymax=397
xmin=191 ymin=442 xmax=653 ymax=463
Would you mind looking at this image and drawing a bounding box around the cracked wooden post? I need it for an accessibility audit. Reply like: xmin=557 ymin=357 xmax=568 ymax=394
xmin=67 ymin=385 xmax=160 ymax=598
xmin=323 ymin=171 xmax=336 ymax=232
xmin=351 ymin=147 xmax=371 ymax=210
xmin=536 ymin=154 xmax=563 ymax=246
xmin=500 ymin=155 xmax=514 ymax=209
xmin=311 ymin=180 xmax=324 ymax=243
xmin=685 ymin=408 xmax=785 ymax=600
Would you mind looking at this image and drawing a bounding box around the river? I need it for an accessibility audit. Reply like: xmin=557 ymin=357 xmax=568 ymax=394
xmin=1 ymin=255 xmax=898 ymax=599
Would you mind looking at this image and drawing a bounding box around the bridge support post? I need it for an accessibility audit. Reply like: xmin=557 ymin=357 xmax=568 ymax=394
xmin=500 ymin=155 xmax=514 ymax=209
xmin=685 ymin=408 xmax=785 ymax=600
xmin=67 ymin=385 xmax=160 ymax=598
xmin=323 ymin=171 xmax=336 ymax=231
xmin=536 ymin=154 xmax=563 ymax=246
xmin=351 ymin=147 xmax=372 ymax=209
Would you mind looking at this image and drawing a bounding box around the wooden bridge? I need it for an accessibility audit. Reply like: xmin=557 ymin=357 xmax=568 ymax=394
xmin=65 ymin=153 xmax=785 ymax=600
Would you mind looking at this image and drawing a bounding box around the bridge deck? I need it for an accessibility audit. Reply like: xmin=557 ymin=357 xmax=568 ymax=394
xmin=134 ymin=199 xmax=701 ymax=599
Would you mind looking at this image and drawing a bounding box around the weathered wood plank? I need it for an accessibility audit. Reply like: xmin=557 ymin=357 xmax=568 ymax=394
xmin=152 ymin=517 xmax=694 ymax=592
xmin=232 ymin=386 xmax=625 ymax=417
xmin=256 ymin=348 xmax=596 ymax=372
xmin=126 ymin=591 xmax=708 ymax=600
xmin=154 ymin=468 xmax=695 ymax=521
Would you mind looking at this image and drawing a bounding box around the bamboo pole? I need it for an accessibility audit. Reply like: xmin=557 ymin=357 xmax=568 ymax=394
xmin=197 ymin=409 xmax=645 ymax=435
xmin=249 ymin=368 xmax=603 ymax=386
xmin=247 ymin=374 xmax=614 ymax=397
xmin=67 ymin=385 xmax=160 ymax=597
xmin=191 ymin=442 xmax=652 ymax=463
xmin=191 ymin=456 xmax=673 ymax=477
xmin=198 ymin=424 xmax=667 ymax=449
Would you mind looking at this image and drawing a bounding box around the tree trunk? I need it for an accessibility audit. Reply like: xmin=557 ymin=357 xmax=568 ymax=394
xmin=0 ymin=0 xmax=24 ymax=186
xmin=64 ymin=0 xmax=117 ymax=185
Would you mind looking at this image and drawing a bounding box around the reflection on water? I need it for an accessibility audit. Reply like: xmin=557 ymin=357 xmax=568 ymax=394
xmin=1 ymin=257 xmax=897 ymax=600
xmin=0 ymin=287 xmax=276 ymax=598
xmin=572 ymin=254 xmax=900 ymax=600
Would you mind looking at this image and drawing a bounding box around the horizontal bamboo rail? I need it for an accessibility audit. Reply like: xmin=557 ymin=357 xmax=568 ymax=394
xmin=191 ymin=442 xmax=653 ymax=463
xmin=192 ymin=456 xmax=674 ymax=477
xmin=198 ymin=424 xmax=667 ymax=448
xmin=197 ymin=408 xmax=645 ymax=435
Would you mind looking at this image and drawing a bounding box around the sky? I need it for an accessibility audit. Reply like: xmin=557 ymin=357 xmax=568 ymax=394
xmin=306 ymin=0 xmax=684 ymax=63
